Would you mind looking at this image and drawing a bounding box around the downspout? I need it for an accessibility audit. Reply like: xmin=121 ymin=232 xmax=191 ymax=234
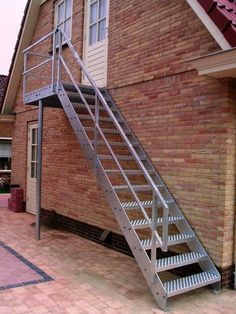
xmin=234 ymin=208 xmax=236 ymax=289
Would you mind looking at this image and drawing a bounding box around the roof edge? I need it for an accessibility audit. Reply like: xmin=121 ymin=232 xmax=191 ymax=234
xmin=1 ymin=0 xmax=41 ymax=115
xmin=186 ymin=0 xmax=232 ymax=50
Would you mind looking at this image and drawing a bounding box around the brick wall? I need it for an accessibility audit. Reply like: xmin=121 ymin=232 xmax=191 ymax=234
xmin=106 ymin=0 xmax=236 ymax=269
xmin=11 ymin=0 xmax=236 ymax=272
xmin=0 ymin=122 xmax=13 ymax=137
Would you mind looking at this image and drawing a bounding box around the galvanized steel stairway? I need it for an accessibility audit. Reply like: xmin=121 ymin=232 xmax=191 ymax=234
xmin=23 ymin=29 xmax=221 ymax=311
xmin=57 ymin=82 xmax=221 ymax=310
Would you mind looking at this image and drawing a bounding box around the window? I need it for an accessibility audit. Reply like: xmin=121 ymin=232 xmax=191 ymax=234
xmin=55 ymin=0 xmax=73 ymax=43
xmin=89 ymin=0 xmax=108 ymax=45
xmin=30 ymin=128 xmax=38 ymax=178
xmin=0 ymin=139 xmax=11 ymax=171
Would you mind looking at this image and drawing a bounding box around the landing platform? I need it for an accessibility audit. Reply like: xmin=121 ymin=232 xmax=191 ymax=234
xmin=24 ymin=84 xmax=62 ymax=108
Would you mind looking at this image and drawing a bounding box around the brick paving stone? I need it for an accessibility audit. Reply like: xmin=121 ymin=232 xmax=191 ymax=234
xmin=0 ymin=208 xmax=235 ymax=314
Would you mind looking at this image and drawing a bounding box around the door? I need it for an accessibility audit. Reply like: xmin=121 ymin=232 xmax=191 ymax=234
xmin=26 ymin=122 xmax=38 ymax=214
xmin=83 ymin=0 xmax=109 ymax=87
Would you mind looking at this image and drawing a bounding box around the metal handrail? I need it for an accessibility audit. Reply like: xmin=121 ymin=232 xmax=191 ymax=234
xmin=57 ymin=29 xmax=169 ymax=251
xmin=23 ymin=31 xmax=54 ymax=53
xmin=58 ymin=29 xmax=169 ymax=210
xmin=23 ymin=28 xmax=169 ymax=252
xmin=23 ymin=57 xmax=53 ymax=75
xmin=60 ymin=54 xmax=156 ymax=243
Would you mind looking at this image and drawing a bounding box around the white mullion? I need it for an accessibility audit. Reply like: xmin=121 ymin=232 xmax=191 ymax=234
xmin=96 ymin=0 xmax=99 ymax=43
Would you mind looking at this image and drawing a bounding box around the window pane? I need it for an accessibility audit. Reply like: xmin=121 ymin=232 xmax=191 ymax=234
xmin=98 ymin=19 xmax=106 ymax=41
xmin=32 ymin=128 xmax=37 ymax=144
xmin=65 ymin=0 xmax=72 ymax=18
xmin=58 ymin=2 xmax=65 ymax=24
xmin=99 ymin=0 xmax=107 ymax=19
xmin=89 ymin=24 xmax=97 ymax=45
xmin=31 ymin=163 xmax=35 ymax=178
xmin=65 ymin=19 xmax=71 ymax=37
xmin=31 ymin=146 xmax=36 ymax=162
xmin=90 ymin=2 xmax=98 ymax=24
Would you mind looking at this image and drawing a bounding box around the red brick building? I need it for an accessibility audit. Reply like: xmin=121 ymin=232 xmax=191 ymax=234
xmin=2 ymin=0 xmax=236 ymax=309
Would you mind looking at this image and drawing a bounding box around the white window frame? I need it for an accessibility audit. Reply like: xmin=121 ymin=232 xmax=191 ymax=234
xmin=54 ymin=0 xmax=73 ymax=43
xmin=89 ymin=0 xmax=108 ymax=46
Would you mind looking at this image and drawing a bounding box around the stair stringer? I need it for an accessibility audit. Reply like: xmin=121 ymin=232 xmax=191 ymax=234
xmin=57 ymin=88 xmax=168 ymax=309
xmin=102 ymin=90 xmax=221 ymax=281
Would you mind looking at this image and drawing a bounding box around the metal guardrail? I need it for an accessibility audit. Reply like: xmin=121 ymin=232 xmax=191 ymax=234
xmin=23 ymin=29 xmax=170 ymax=257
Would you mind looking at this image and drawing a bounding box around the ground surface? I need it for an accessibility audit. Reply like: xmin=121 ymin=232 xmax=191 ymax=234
xmin=0 ymin=206 xmax=235 ymax=314
xmin=0 ymin=193 xmax=9 ymax=208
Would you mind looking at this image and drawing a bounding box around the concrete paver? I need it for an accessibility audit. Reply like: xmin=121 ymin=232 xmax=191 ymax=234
xmin=0 ymin=207 xmax=235 ymax=314
xmin=0 ymin=194 xmax=9 ymax=208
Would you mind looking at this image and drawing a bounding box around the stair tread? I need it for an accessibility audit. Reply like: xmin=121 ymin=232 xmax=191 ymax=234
xmin=78 ymin=114 xmax=124 ymax=123
xmin=72 ymin=102 xmax=117 ymax=112
xmin=164 ymin=272 xmax=220 ymax=296
xmin=91 ymin=140 xmax=139 ymax=147
xmin=105 ymin=169 xmax=155 ymax=175
xmin=113 ymin=184 xmax=164 ymax=191
xmin=84 ymin=126 xmax=131 ymax=134
xmin=98 ymin=154 xmax=146 ymax=160
xmin=156 ymin=252 xmax=207 ymax=271
xmin=63 ymin=83 xmax=106 ymax=94
xmin=130 ymin=216 xmax=183 ymax=228
xmin=121 ymin=199 xmax=173 ymax=210
xmin=141 ymin=233 xmax=194 ymax=249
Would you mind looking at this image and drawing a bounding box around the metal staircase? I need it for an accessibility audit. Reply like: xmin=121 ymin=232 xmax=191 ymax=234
xmin=23 ymin=29 xmax=221 ymax=311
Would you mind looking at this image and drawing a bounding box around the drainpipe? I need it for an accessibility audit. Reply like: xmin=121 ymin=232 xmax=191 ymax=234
xmin=234 ymin=212 xmax=236 ymax=289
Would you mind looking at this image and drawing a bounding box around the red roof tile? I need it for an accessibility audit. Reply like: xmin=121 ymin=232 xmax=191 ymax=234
xmin=197 ymin=0 xmax=236 ymax=47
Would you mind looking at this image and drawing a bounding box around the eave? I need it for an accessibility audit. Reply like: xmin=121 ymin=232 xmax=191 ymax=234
xmin=187 ymin=48 xmax=236 ymax=78
xmin=0 ymin=114 xmax=15 ymax=123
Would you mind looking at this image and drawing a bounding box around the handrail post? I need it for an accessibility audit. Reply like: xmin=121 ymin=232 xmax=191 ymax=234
xmin=51 ymin=30 xmax=57 ymax=92
xmin=162 ymin=205 xmax=169 ymax=252
xmin=94 ymin=91 xmax=99 ymax=171
xmin=57 ymin=29 xmax=62 ymax=90
xmin=23 ymin=52 xmax=27 ymax=99
xmin=151 ymin=191 xmax=157 ymax=282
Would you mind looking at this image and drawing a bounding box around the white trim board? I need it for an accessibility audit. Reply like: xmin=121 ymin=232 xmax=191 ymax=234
xmin=186 ymin=0 xmax=231 ymax=50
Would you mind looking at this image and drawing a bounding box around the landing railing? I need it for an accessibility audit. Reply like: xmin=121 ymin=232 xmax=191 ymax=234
xmin=23 ymin=29 xmax=170 ymax=268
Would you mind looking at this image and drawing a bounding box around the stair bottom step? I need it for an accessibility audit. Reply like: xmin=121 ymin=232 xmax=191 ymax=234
xmin=164 ymin=272 xmax=220 ymax=297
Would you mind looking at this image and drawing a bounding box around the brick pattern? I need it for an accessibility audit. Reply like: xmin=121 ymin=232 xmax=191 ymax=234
xmin=1 ymin=207 xmax=236 ymax=314
xmin=8 ymin=188 xmax=24 ymax=213
xmin=11 ymin=0 xmax=236 ymax=274
xmin=43 ymin=207 xmax=234 ymax=288
xmin=0 ymin=122 xmax=13 ymax=137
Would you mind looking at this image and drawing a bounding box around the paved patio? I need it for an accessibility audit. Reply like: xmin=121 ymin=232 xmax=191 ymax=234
xmin=0 ymin=193 xmax=9 ymax=208
xmin=0 ymin=207 xmax=235 ymax=314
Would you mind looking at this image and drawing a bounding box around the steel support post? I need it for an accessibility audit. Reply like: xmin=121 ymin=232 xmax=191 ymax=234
xmin=151 ymin=192 xmax=157 ymax=282
xmin=35 ymin=100 xmax=44 ymax=240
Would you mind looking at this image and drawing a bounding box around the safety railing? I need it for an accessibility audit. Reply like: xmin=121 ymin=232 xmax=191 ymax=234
xmin=23 ymin=29 xmax=170 ymax=265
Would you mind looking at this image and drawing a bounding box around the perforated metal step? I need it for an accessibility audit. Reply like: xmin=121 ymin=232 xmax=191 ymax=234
xmin=156 ymin=252 xmax=207 ymax=272
xmin=91 ymin=140 xmax=139 ymax=147
xmin=68 ymin=92 xmax=110 ymax=104
xmin=130 ymin=216 xmax=183 ymax=229
xmin=121 ymin=199 xmax=173 ymax=210
xmin=164 ymin=272 xmax=220 ymax=297
xmin=84 ymin=127 xmax=131 ymax=134
xmin=73 ymin=102 xmax=117 ymax=112
xmin=98 ymin=155 xmax=146 ymax=161
xmin=113 ymin=184 xmax=164 ymax=191
xmin=78 ymin=114 xmax=124 ymax=123
xmin=105 ymin=169 xmax=155 ymax=175
xmin=141 ymin=233 xmax=194 ymax=249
